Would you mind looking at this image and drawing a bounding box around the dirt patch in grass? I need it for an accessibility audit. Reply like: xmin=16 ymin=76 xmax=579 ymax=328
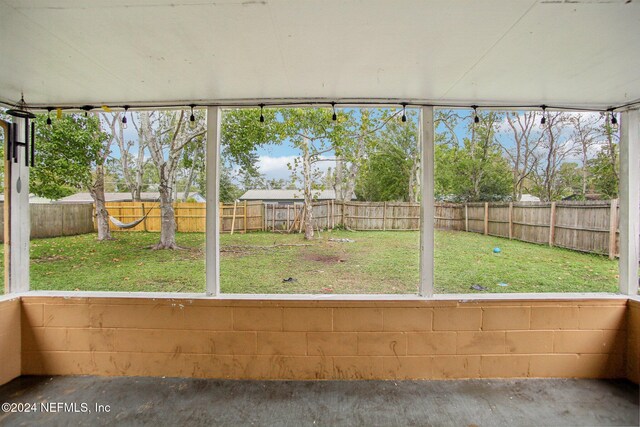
xmin=302 ymin=253 xmax=346 ymax=264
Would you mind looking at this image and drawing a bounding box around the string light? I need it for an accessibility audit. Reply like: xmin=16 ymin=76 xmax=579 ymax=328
xmin=608 ymin=109 xmax=618 ymax=126
xmin=7 ymin=101 xmax=633 ymax=115
xmin=259 ymin=104 xmax=265 ymax=123
xmin=540 ymin=105 xmax=547 ymax=125
xmin=401 ymin=103 xmax=407 ymax=122
xmin=46 ymin=107 xmax=53 ymax=126
xmin=472 ymin=105 xmax=479 ymax=123
xmin=189 ymin=104 xmax=196 ymax=129
xmin=332 ymin=102 xmax=337 ymax=121
xmin=81 ymin=105 xmax=93 ymax=117
xmin=122 ymin=106 xmax=129 ymax=129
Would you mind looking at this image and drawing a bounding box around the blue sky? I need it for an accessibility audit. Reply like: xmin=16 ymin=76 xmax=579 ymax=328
xmin=108 ymin=108 xmax=608 ymax=183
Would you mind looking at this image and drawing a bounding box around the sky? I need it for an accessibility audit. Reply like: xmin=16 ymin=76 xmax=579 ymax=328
xmin=106 ymin=108 xmax=612 ymax=184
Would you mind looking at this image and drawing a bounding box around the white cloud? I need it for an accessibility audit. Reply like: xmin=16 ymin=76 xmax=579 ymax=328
xmin=258 ymin=155 xmax=297 ymax=174
xmin=257 ymin=155 xmax=336 ymax=181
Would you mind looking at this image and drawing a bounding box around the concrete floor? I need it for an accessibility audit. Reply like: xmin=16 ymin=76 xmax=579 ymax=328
xmin=0 ymin=376 xmax=637 ymax=426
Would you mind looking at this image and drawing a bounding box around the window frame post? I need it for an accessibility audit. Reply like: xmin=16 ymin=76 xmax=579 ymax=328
xmin=618 ymin=109 xmax=639 ymax=295
xmin=420 ymin=106 xmax=435 ymax=297
xmin=205 ymin=106 xmax=221 ymax=296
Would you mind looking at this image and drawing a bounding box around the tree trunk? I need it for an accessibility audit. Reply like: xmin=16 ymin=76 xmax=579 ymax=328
xmin=181 ymin=146 xmax=201 ymax=201
xmin=302 ymin=140 xmax=314 ymax=240
xmin=90 ymin=165 xmax=113 ymax=241
xmin=133 ymin=140 xmax=145 ymax=201
xmin=153 ymin=183 xmax=179 ymax=249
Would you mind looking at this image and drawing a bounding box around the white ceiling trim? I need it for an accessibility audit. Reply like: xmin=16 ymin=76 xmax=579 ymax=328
xmin=1 ymin=0 xmax=639 ymax=109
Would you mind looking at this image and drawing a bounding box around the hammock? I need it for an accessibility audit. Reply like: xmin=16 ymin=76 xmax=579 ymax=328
xmin=108 ymin=201 xmax=158 ymax=230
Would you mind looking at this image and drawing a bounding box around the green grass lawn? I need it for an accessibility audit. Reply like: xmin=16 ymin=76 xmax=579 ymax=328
xmin=2 ymin=230 xmax=619 ymax=294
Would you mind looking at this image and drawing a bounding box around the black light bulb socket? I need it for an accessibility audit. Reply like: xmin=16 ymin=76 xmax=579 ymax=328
xmin=331 ymin=103 xmax=337 ymax=121
xmin=401 ymin=103 xmax=407 ymax=122
xmin=122 ymin=106 xmax=129 ymax=124
xmin=471 ymin=105 xmax=479 ymax=123
xmin=189 ymin=104 xmax=196 ymax=122
xmin=611 ymin=115 xmax=618 ymax=125
xmin=46 ymin=108 xmax=53 ymax=125
xmin=259 ymin=104 xmax=265 ymax=123
xmin=540 ymin=105 xmax=547 ymax=125
xmin=81 ymin=105 xmax=93 ymax=117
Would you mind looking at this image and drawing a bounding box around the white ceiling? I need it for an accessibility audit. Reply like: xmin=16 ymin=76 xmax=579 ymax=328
xmin=1 ymin=0 xmax=639 ymax=109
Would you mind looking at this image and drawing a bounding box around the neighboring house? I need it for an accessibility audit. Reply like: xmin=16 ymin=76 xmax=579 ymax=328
xmin=55 ymin=192 xmax=205 ymax=204
xmin=0 ymin=194 xmax=52 ymax=204
xmin=518 ymin=194 xmax=541 ymax=202
xmin=239 ymin=189 xmax=355 ymax=205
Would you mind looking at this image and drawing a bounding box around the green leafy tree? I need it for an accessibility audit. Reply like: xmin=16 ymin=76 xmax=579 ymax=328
xmin=435 ymin=111 xmax=512 ymax=201
xmin=355 ymin=110 xmax=420 ymax=202
xmin=279 ymin=108 xmax=352 ymax=239
xmin=32 ymin=114 xmax=102 ymax=198
xmin=556 ymin=162 xmax=583 ymax=198
xmin=588 ymin=144 xmax=619 ymax=198
xmin=32 ymin=114 xmax=113 ymax=239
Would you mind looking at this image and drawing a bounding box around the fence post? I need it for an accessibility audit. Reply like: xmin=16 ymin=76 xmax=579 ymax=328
xmin=174 ymin=203 xmax=179 ymax=232
xmin=244 ymin=200 xmax=247 ymax=233
xmin=230 ymin=201 xmax=237 ymax=235
xmin=548 ymin=202 xmax=556 ymax=247
xmin=383 ymin=201 xmax=387 ymax=231
xmin=464 ymin=204 xmax=468 ymax=232
xmin=326 ymin=200 xmax=330 ymax=230
xmin=142 ymin=202 xmax=147 ymax=231
xmin=608 ymin=198 xmax=618 ymax=259
xmin=220 ymin=202 xmax=224 ymax=232
xmin=272 ymin=204 xmax=276 ymax=231
xmin=508 ymin=202 xmax=513 ymax=240
xmin=483 ymin=202 xmax=489 ymax=235
xmin=332 ymin=200 xmax=335 ymax=229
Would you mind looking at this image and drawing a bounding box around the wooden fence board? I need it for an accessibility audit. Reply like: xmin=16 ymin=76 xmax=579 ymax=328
xmin=97 ymin=199 xmax=631 ymax=257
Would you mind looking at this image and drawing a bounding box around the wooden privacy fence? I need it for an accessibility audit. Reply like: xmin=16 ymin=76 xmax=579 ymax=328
xmin=104 ymin=201 xmax=422 ymax=234
xmin=461 ymin=200 xmax=620 ymax=258
xmin=262 ymin=201 xmax=421 ymax=232
xmin=0 ymin=202 xmax=95 ymax=242
xmin=103 ymin=199 xmax=626 ymax=258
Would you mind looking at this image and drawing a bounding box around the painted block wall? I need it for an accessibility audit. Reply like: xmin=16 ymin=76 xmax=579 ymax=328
xmin=17 ymin=296 xmax=629 ymax=381
xmin=0 ymin=298 xmax=21 ymax=385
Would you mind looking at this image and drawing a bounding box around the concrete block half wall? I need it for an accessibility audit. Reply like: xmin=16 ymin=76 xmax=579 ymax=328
xmin=1 ymin=295 xmax=638 ymax=384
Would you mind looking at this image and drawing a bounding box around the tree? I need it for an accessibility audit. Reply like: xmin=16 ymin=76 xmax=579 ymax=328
xmin=501 ymin=112 xmax=543 ymax=200
xmin=435 ymin=111 xmax=512 ymax=201
xmin=279 ymin=108 xmax=355 ymax=239
xmin=532 ymin=112 xmax=577 ymax=201
xmin=103 ymin=112 xmax=148 ymax=201
xmin=355 ymin=110 xmax=420 ymax=202
xmin=32 ymin=113 xmax=113 ymax=240
xmin=218 ymin=164 xmax=243 ymax=203
xmin=556 ymin=162 xmax=583 ymax=198
xmin=597 ymin=112 xmax=619 ymax=195
xmin=177 ymin=135 xmax=205 ymax=201
xmin=588 ymin=144 xmax=619 ymax=198
xmin=141 ymin=110 xmax=206 ymax=249
xmin=569 ymin=113 xmax=601 ymax=197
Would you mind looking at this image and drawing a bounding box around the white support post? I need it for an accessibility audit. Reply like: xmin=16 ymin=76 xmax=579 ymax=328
xmin=420 ymin=106 xmax=435 ymax=297
xmin=9 ymin=117 xmax=30 ymax=293
xmin=206 ymin=107 xmax=221 ymax=296
xmin=619 ymin=109 xmax=639 ymax=295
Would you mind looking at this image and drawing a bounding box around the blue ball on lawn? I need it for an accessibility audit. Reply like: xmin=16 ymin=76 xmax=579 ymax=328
xmin=493 ymin=247 xmax=501 ymax=254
